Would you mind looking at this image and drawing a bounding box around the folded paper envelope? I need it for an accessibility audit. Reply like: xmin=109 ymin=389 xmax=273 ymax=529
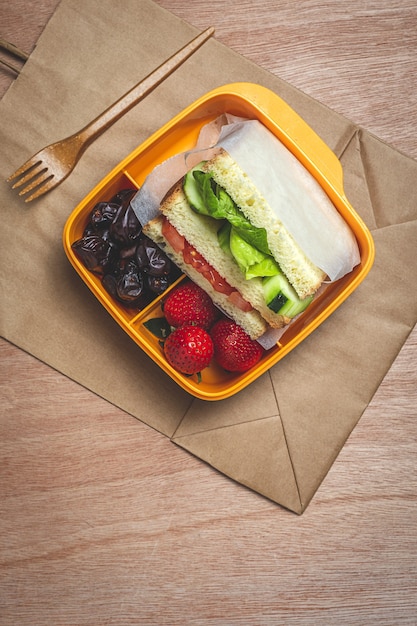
xmin=1 ymin=0 xmax=416 ymax=513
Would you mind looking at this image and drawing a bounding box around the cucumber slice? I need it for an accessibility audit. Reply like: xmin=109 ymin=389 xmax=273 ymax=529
xmin=263 ymin=274 xmax=288 ymax=309
xmin=183 ymin=164 xmax=208 ymax=214
xmin=263 ymin=273 xmax=313 ymax=318
xmin=280 ymin=293 xmax=313 ymax=318
xmin=267 ymin=291 xmax=288 ymax=313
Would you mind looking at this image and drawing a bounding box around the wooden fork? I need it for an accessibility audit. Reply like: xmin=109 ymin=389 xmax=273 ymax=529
xmin=7 ymin=27 xmax=214 ymax=202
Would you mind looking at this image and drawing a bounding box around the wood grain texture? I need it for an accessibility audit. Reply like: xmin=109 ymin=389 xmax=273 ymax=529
xmin=1 ymin=1 xmax=416 ymax=624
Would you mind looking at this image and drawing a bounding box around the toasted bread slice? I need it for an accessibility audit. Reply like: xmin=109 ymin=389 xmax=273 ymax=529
xmin=203 ymin=149 xmax=326 ymax=299
xmin=155 ymin=185 xmax=293 ymax=329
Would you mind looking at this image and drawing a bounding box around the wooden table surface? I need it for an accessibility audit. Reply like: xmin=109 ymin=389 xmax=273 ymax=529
xmin=1 ymin=1 xmax=416 ymax=624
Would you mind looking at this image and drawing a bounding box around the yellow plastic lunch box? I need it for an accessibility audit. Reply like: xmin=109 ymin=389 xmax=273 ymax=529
xmin=63 ymin=82 xmax=375 ymax=400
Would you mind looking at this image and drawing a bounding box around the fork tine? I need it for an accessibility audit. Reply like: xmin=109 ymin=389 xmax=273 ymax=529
xmin=22 ymin=177 xmax=57 ymax=203
xmin=17 ymin=169 xmax=54 ymax=200
xmin=10 ymin=162 xmax=46 ymax=189
xmin=7 ymin=156 xmax=42 ymax=182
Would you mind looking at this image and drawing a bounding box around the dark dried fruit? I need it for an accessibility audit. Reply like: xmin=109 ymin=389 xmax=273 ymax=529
xmin=110 ymin=188 xmax=137 ymax=206
xmin=72 ymin=235 xmax=116 ymax=275
xmin=72 ymin=188 xmax=181 ymax=311
xmin=90 ymin=202 xmax=119 ymax=231
xmin=109 ymin=190 xmax=141 ymax=247
xmin=102 ymin=259 xmax=149 ymax=307
xmin=136 ymin=236 xmax=171 ymax=276
xmin=146 ymin=274 xmax=170 ymax=294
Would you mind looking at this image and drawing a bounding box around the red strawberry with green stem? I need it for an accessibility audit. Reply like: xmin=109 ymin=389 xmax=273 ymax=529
xmin=211 ymin=319 xmax=264 ymax=372
xmin=163 ymin=325 xmax=214 ymax=376
xmin=163 ymin=281 xmax=219 ymax=330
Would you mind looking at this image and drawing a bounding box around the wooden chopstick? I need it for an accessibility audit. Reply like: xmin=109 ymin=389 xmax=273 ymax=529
xmin=0 ymin=37 xmax=29 ymax=74
xmin=0 ymin=37 xmax=29 ymax=61
xmin=0 ymin=56 xmax=21 ymax=74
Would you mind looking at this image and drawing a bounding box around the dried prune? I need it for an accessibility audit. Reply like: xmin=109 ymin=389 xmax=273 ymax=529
xmin=110 ymin=188 xmax=137 ymax=206
xmin=72 ymin=235 xmax=116 ymax=275
xmin=136 ymin=236 xmax=171 ymax=276
xmin=146 ymin=274 xmax=171 ymax=294
xmin=82 ymin=223 xmax=96 ymax=237
xmin=109 ymin=190 xmax=141 ymax=247
xmin=102 ymin=260 xmax=150 ymax=308
xmin=116 ymin=260 xmax=144 ymax=300
xmin=119 ymin=242 xmax=139 ymax=259
xmin=72 ymin=188 xmax=181 ymax=311
xmin=90 ymin=202 xmax=119 ymax=231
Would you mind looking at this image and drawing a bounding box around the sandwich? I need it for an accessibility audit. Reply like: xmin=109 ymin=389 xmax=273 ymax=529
xmin=138 ymin=119 xmax=360 ymax=340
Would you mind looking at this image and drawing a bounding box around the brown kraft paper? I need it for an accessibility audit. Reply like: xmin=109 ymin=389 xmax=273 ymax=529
xmin=1 ymin=0 xmax=416 ymax=513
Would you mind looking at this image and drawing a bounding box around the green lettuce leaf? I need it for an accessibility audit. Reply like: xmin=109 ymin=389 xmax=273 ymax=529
xmin=229 ymin=228 xmax=280 ymax=280
xmin=193 ymin=170 xmax=271 ymax=254
xmin=188 ymin=170 xmax=281 ymax=285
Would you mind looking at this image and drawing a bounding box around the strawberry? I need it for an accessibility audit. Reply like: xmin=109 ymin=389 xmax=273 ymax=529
xmin=211 ymin=319 xmax=264 ymax=372
xmin=163 ymin=281 xmax=219 ymax=330
xmin=163 ymin=325 xmax=214 ymax=375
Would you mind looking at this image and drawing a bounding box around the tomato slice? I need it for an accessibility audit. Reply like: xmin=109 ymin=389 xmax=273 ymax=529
xmin=161 ymin=218 xmax=185 ymax=253
xmin=228 ymin=290 xmax=253 ymax=312
xmin=161 ymin=217 xmax=252 ymax=311
xmin=201 ymin=266 xmax=233 ymax=295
